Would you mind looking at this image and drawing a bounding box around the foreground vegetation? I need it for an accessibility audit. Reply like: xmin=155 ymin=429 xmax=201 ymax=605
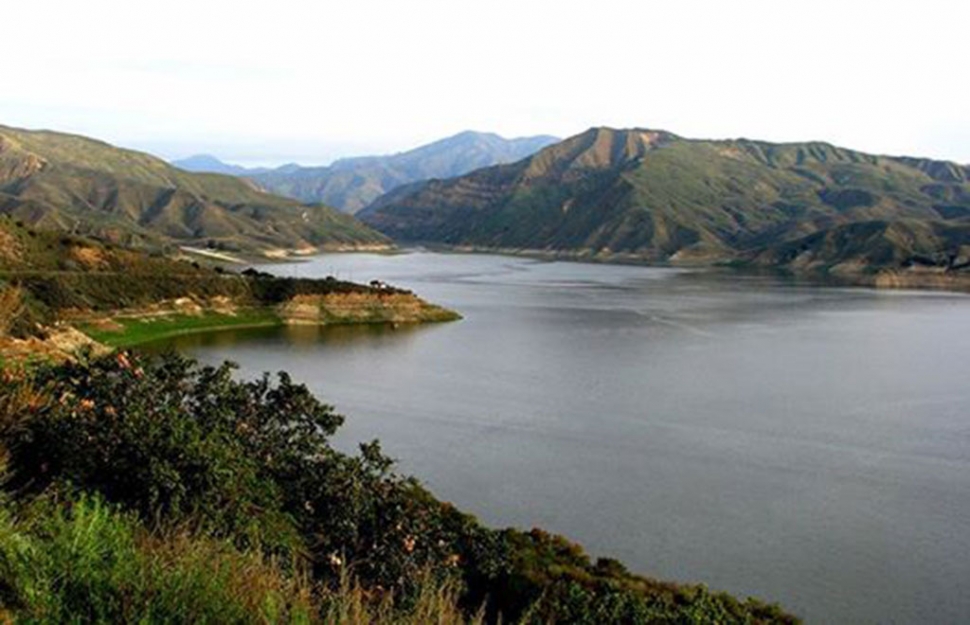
xmin=0 ymin=352 xmax=797 ymax=623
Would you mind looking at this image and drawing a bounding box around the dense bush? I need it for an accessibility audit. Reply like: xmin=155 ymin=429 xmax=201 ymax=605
xmin=8 ymin=353 xmax=339 ymax=555
xmin=0 ymin=352 xmax=797 ymax=623
xmin=4 ymin=353 xmax=487 ymax=584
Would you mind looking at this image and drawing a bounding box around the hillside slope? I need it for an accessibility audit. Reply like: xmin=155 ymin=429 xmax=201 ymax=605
xmin=361 ymin=127 xmax=970 ymax=274
xmin=249 ymin=131 xmax=559 ymax=213
xmin=0 ymin=216 xmax=455 ymax=360
xmin=0 ymin=125 xmax=389 ymax=256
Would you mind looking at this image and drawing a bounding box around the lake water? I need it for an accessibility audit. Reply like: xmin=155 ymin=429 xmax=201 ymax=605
xmin=155 ymin=252 xmax=970 ymax=623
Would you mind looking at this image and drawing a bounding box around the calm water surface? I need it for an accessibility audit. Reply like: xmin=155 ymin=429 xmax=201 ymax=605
xmin=156 ymin=252 xmax=970 ymax=624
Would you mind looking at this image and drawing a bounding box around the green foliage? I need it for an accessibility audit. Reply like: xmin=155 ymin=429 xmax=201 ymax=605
xmin=7 ymin=352 xmax=334 ymax=553
xmin=81 ymin=311 xmax=284 ymax=348
xmin=0 ymin=494 xmax=315 ymax=623
xmin=318 ymin=569 xmax=483 ymax=625
xmin=0 ymin=492 xmax=485 ymax=624
xmin=463 ymin=528 xmax=795 ymax=625
xmin=0 ymin=352 xmax=798 ymax=623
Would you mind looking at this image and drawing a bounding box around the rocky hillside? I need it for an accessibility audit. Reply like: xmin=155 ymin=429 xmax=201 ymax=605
xmin=0 ymin=124 xmax=388 ymax=256
xmin=0 ymin=217 xmax=455 ymax=359
xmin=249 ymin=131 xmax=559 ymax=213
xmin=361 ymin=127 xmax=970 ymax=275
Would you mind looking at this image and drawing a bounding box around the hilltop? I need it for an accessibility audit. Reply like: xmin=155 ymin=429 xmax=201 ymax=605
xmin=248 ymin=131 xmax=559 ymax=213
xmin=361 ymin=127 xmax=970 ymax=281
xmin=0 ymin=124 xmax=389 ymax=257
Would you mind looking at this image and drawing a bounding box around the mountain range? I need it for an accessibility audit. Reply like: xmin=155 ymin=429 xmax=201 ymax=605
xmin=6 ymin=122 xmax=969 ymax=279
xmin=170 ymin=154 xmax=276 ymax=177
xmin=182 ymin=131 xmax=558 ymax=214
xmin=360 ymin=127 xmax=970 ymax=274
xmin=0 ymin=125 xmax=387 ymax=256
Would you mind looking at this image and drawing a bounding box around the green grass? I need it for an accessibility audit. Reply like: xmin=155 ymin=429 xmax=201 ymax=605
xmin=0 ymin=495 xmax=314 ymax=623
xmin=80 ymin=310 xmax=284 ymax=348
xmin=0 ymin=493 xmax=484 ymax=624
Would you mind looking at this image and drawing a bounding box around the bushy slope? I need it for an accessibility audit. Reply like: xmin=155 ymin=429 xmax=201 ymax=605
xmin=0 ymin=125 xmax=388 ymax=255
xmin=0 ymin=352 xmax=797 ymax=623
xmin=250 ymin=131 xmax=559 ymax=214
xmin=0 ymin=217 xmax=443 ymax=345
xmin=361 ymin=127 xmax=970 ymax=273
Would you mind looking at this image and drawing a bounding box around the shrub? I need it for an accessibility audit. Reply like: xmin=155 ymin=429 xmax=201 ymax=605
xmin=0 ymin=286 xmax=25 ymax=337
xmin=3 ymin=352 xmax=489 ymax=598
xmin=1 ymin=352 xmax=798 ymax=623
xmin=7 ymin=351 xmax=323 ymax=554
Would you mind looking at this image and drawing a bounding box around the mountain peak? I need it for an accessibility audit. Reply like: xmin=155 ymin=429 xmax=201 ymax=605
xmin=524 ymin=127 xmax=678 ymax=178
xmin=249 ymin=131 xmax=560 ymax=213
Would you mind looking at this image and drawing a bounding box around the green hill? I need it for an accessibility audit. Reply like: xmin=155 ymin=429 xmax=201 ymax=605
xmin=0 ymin=124 xmax=389 ymax=256
xmin=249 ymin=131 xmax=559 ymax=214
xmin=360 ymin=128 xmax=970 ymax=275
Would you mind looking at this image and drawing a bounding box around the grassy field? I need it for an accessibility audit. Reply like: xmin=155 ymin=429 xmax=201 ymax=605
xmin=80 ymin=309 xmax=284 ymax=348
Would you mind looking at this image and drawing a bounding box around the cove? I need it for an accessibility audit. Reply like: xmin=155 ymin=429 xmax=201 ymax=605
xmin=149 ymin=251 xmax=970 ymax=623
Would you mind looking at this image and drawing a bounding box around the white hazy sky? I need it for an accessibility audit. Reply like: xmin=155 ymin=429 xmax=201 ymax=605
xmin=1 ymin=0 xmax=967 ymax=166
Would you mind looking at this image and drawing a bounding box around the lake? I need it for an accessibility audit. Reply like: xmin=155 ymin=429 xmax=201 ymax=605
xmin=154 ymin=251 xmax=970 ymax=623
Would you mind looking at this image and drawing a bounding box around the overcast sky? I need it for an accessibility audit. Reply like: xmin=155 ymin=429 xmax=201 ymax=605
xmin=2 ymin=0 xmax=967 ymax=166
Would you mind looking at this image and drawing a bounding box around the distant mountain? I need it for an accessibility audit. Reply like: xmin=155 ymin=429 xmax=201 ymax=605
xmin=248 ymin=131 xmax=560 ymax=214
xmin=171 ymin=154 xmax=272 ymax=176
xmin=0 ymin=125 xmax=388 ymax=256
xmin=360 ymin=127 xmax=970 ymax=275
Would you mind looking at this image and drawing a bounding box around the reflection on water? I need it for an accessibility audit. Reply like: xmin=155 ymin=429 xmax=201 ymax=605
xmin=148 ymin=251 xmax=970 ymax=624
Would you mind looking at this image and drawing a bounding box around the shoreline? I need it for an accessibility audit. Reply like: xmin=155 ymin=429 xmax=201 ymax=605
xmin=79 ymin=292 xmax=461 ymax=350
xmin=340 ymin=243 xmax=970 ymax=295
xmin=1 ymin=291 xmax=460 ymax=363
